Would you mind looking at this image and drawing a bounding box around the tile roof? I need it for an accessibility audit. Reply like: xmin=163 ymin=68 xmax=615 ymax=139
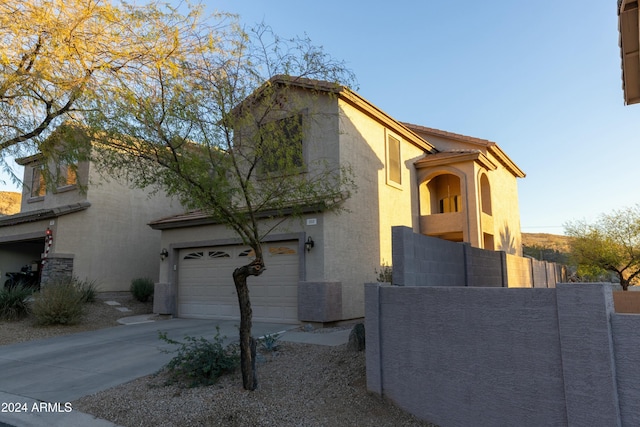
xmin=401 ymin=122 xmax=496 ymax=147
xmin=414 ymin=150 xmax=497 ymax=171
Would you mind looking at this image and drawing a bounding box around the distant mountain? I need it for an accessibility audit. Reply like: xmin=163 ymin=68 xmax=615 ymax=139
xmin=522 ymin=233 xmax=572 ymax=263
xmin=0 ymin=191 xmax=21 ymax=215
xmin=522 ymin=233 xmax=572 ymax=251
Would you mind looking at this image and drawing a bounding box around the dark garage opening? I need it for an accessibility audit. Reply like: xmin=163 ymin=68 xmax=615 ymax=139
xmin=0 ymin=238 xmax=45 ymax=288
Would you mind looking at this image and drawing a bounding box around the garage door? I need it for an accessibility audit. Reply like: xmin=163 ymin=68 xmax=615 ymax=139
xmin=178 ymin=241 xmax=299 ymax=323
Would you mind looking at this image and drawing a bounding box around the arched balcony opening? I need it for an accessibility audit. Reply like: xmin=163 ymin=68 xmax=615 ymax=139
xmin=420 ymin=173 xmax=464 ymax=242
xmin=480 ymin=173 xmax=492 ymax=215
xmin=479 ymin=173 xmax=495 ymax=247
xmin=425 ymin=173 xmax=463 ymax=214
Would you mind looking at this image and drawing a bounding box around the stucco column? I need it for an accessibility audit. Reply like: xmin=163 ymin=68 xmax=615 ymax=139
xmin=365 ymin=282 xmax=383 ymax=395
xmin=556 ymin=283 xmax=621 ymax=427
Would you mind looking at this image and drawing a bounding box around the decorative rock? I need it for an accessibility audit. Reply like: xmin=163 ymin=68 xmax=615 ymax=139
xmin=303 ymin=323 xmax=315 ymax=332
xmin=347 ymin=323 xmax=365 ymax=351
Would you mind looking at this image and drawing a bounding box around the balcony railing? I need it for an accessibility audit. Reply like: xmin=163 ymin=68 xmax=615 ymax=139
xmin=420 ymin=212 xmax=464 ymax=235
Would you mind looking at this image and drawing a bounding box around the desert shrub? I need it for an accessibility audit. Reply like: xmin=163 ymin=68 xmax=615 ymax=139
xmin=259 ymin=332 xmax=281 ymax=352
xmin=0 ymin=284 xmax=33 ymax=320
xmin=74 ymin=277 xmax=100 ymax=303
xmin=130 ymin=277 xmax=154 ymax=302
xmin=375 ymin=262 xmax=393 ymax=283
xmin=31 ymin=282 xmax=84 ymax=325
xmin=158 ymin=327 xmax=240 ymax=387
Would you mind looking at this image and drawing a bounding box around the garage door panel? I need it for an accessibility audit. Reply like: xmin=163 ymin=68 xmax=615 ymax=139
xmin=250 ymin=286 xmax=266 ymax=298
xmin=178 ymin=242 xmax=299 ymax=323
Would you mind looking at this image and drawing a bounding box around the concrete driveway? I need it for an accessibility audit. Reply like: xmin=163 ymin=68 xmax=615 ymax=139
xmin=0 ymin=318 xmax=295 ymax=427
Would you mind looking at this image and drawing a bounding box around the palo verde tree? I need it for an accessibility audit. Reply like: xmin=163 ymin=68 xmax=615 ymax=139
xmin=86 ymin=18 xmax=356 ymax=390
xmin=0 ymin=0 xmax=204 ymax=183
xmin=565 ymin=205 xmax=640 ymax=290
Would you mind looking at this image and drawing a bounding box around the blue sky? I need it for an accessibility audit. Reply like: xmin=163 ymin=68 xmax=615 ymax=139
xmin=2 ymin=1 xmax=637 ymax=235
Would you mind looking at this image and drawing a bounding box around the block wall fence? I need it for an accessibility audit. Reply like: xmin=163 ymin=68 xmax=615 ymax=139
xmin=365 ymin=282 xmax=640 ymax=427
xmin=391 ymin=226 xmax=566 ymax=288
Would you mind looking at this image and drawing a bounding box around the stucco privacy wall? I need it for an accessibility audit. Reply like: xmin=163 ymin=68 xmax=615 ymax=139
xmin=465 ymin=244 xmax=505 ymax=287
xmin=391 ymin=226 xmax=465 ymax=286
xmin=532 ymin=258 xmax=549 ymax=288
xmin=392 ymin=226 xmax=561 ymax=288
xmin=365 ymin=283 xmax=635 ymax=427
xmin=612 ymin=314 xmax=640 ymax=426
xmin=506 ymin=253 xmax=534 ymax=287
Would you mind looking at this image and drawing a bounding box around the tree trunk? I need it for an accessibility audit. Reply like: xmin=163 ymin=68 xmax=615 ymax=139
xmin=621 ymin=278 xmax=629 ymax=291
xmin=232 ymin=257 xmax=265 ymax=390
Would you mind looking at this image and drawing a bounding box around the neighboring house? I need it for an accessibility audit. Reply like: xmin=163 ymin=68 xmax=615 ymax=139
xmin=0 ymin=128 xmax=182 ymax=291
xmin=619 ymin=0 xmax=640 ymax=104
xmin=150 ymin=77 xmax=526 ymax=325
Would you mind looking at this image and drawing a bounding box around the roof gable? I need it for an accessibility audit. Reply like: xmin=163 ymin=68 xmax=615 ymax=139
xmin=254 ymin=76 xmax=437 ymax=153
xmin=403 ymin=122 xmax=525 ymax=178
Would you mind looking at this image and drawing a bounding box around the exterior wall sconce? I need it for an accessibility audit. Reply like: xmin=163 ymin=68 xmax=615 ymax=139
xmin=160 ymin=248 xmax=169 ymax=260
xmin=305 ymin=236 xmax=315 ymax=252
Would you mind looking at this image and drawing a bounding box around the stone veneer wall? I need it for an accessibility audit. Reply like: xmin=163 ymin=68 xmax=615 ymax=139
xmin=40 ymin=255 xmax=74 ymax=286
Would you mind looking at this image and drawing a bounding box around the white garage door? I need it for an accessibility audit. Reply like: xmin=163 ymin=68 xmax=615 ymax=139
xmin=178 ymin=241 xmax=299 ymax=323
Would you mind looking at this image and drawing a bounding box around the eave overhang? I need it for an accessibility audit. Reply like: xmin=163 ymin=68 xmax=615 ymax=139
xmin=337 ymin=89 xmax=437 ymax=153
xmin=149 ymin=199 xmax=342 ymax=230
xmin=15 ymin=153 xmax=44 ymax=166
xmin=0 ymin=201 xmax=91 ymax=227
xmin=414 ymin=150 xmax=498 ymax=171
xmin=403 ymin=123 xmax=526 ymax=178
xmin=619 ymin=0 xmax=640 ymax=104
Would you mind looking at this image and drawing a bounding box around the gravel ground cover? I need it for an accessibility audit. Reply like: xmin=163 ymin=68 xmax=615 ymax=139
xmin=0 ymin=291 xmax=152 ymax=346
xmin=1 ymin=292 xmax=439 ymax=427
xmin=74 ymin=339 xmax=438 ymax=427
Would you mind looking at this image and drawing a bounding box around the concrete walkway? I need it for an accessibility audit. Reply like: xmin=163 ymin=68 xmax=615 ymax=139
xmin=0 ymin=317 xmax=350 ymax=427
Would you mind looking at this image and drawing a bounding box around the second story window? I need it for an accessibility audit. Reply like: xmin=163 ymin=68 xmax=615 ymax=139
xmin=386 ymin=133 xmax=402 ymax=186
xmin=57 ymin=162 xmax=77 ymax=188
xmin=30 ymin=166 xmax=46 ymax=198
xmin=258 ymin=114 xmax=304 ymax=174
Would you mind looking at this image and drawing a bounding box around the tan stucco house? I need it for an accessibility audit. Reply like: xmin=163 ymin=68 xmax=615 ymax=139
xmin=0 ymin=133 xmax=181 ymax=291
xmin=150 ymin=77 xmax=525 ymax=325
xmin=619 ymin=0 xmax=640 ymax=104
